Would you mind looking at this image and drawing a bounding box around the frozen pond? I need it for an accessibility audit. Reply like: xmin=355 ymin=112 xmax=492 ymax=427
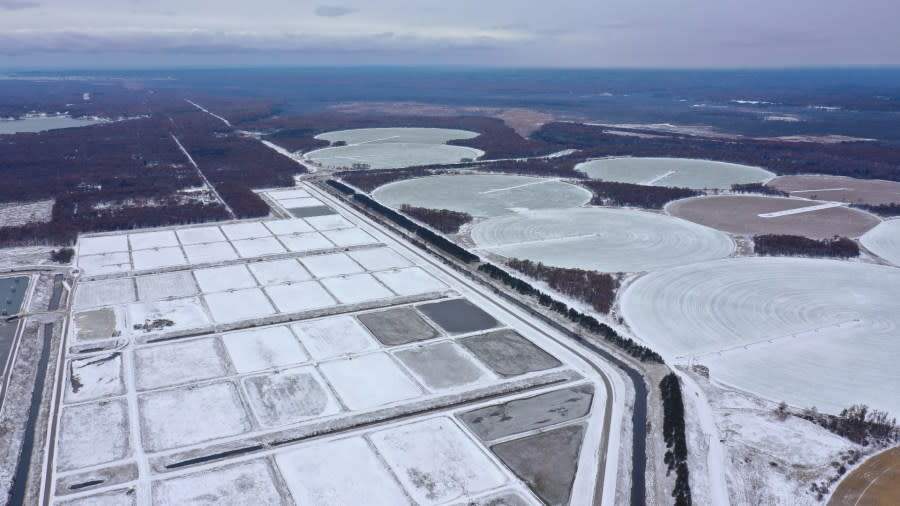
xmin=860 ymin=219 xmax=900 ymax=266
xmin=471 ymin=208 xmax=733 ymax=272
xmin=621 ymin=257 xmax=900 ymax=416
xmin=306 ymin=127 xmax=484 ymax=169
xmin=575 ymin=157 xmax=774 ymax=190
xmin=372 ymin=174 xmax=591 ymax=217
xmin=0 ymin=115 xmax=104 ymax=134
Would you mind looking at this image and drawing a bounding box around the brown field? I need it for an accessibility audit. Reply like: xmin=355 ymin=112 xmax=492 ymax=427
xmin=769 ymin=175 xmax=900 ymax=206
xmin=829 ymin=446 xmax=900 ymax=506
xmin=666 ymin=195 xmax=880 ymax=239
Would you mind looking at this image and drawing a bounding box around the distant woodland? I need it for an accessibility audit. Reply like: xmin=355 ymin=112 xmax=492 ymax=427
xmin=399 ymin=205 xmax=472 ymax=234
xmin=582 ymin=181 xmax=701 ymax=209
xmin=732 ymin=183 xmax=789 ymax=196
xmin=754 ymin=234 xmax=860 ymax=258
xmin=507 ymin=258 xmax=620 ymax=314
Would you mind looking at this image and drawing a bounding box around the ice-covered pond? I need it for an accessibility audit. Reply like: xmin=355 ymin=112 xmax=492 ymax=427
xmin=575 ymin=157 xmax=774 ymax=190
xmin=306 ymin=127 xmax=484 ymax=170
xmin=0 ymin=115 xmax=104 ymax=134
xmin=471 ymin=207 xmax=734 ymax=272
xmin=372 ymin=174 xmax=592 ymax=217
xmin=620 ymin=257 xmax=900 ymax=416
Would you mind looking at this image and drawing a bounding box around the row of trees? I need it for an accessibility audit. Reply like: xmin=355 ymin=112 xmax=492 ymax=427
xmin=506 ymin=258 xmax=620 ymax=314
xmin=582 ymin=181 xmax=701 ymax=209
xmin=399 ymin=205 xmax=473 ymax=234
xmin=660 ymin=373 xmax=692 ymax=506
xmin=797 ymin=404 xmax=898 ymax=446
xmin=754 ymin=234 xmax=859 ymax=258
xmin=731 ymin=183 xmax=789 ymax=196
xmin=853 ymin=203 xmax=900 ymax=217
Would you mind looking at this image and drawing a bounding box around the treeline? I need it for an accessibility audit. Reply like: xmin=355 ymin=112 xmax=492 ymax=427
xmin=534 ymin=122 xmax=900 ymax=182
xmin=853 ymin=203 xmax=900 ymax=217
xmin=339 ymin=167 xmax=440 ymax=193
xmin=326 ymin=179 xmax=479 ymax=263
xmin=478 ymin=263 xmax=664 ymax=363
xmin=582 ymin=181 xmax=701 ymax=209
xmin=754 ymin=234 xmax=859 ymax=258
xmin=250 ymin=114 xmax=556 ymax=159
xmin=731 ymin=183 xmax=789 ymax=196
xmin=660 ymin=373 xmax=692 ymax=506
xmin=400 ymin=205 xmax=472 ymax=234
xmin=798 ymin=404 xmax=898 ymax=446
xmin=216 ymin=183 xmax=270 ymax=218
xmin=506 ymin=258 xmax=619 ymax=314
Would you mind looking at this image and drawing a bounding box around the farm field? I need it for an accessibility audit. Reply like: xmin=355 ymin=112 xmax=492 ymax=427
xmin=576 ymin=157 xmax=774 ymax=190
xmin=49 ymin=182 xmax=613 ymax=506
xmin=471 ymin=207 xmax=734 ymax=272
xmin=372 ymin=174 xmax=592 ymax=217
xmin=620 ymin=257 xmax=900 ymax=416
xmin=306 ymin=127 xmax=484 ymax=169
xmin=0 ymin=115 xmax=104 ymax=134
xmin=860 ymin=219 xmax=900 ymax=266
xmin=829 ymin=446 xmax=900 ymax=506
xmin=666 ymin=195 xmax=880 ymax=238
xmin=769 ymin=175 xmax=900 ymax=206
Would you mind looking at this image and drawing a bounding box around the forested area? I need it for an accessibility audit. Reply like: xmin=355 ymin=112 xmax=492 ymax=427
xmin=583 ymin=181 xmax=701 ymax=209
xmin=506 ymin=258 xmax=620 ymax=313
xmin=660 ymin=373 xmax=692 ymax=506
xmin=534 ymin=122 xmax=900 ymax=182
xmin=754 ymin=234 xmax=859 ymax=258
xmin=798 ymin=404 xmax=898 ymax=447
xmin=731 ymin=183 xmax=789 ymax=196
xmin=853 ymin=203 xmax=900 ymax=216
xmin=399 ymin=205 xmax=472 ymax=234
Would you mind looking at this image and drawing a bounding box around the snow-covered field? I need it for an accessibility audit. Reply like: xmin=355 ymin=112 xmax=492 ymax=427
xmin=315 ymin=127 xmax=479 ymax=145
xmin=622 ymin=257 xmax=900 ymax=415
xmin=575 ymin=157 xmax=774 ymax=190
xmin=319 ymin=352 xmax=423 ymax=410
xmin=471 ymin=207 xmax=734 ymax=272
xmin=372 ymin=174 xmax=592 ymax=217
xmin=74 ymin=278 xmax=136 ymax=309
xmin=0 ymin=199 xmax=53 ymax=227
xmin=306 ymin=128 xmax=483 ymax=170
xmin=222 ymin=326 xmax=309 ymax=373
xmin=860 ymin=219 xmax=900 ymax=266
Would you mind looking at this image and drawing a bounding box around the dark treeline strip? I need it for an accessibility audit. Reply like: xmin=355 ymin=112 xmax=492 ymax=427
xmin=660 ymin=373 xmax=692 ymax=506
xmin=506 ymin=258 xmax=619 ymax=314
xmin=478 ymin=263 xmax=663 ymax=363
xmin=400 ymin=205 xmax=472 ymax=234
xmin=797 ymin=404 xmax=898 ymax=447
xmin=249 ymin=114 xmax=555 ymax=159
xmin=852 ymin=203 xmax=900 ymax=217
xmin=754 ymin=234 xmax=859 ymax=258
xmin=338 ymin=167 xmax=440 ymax=193
xmin=534 ymin=122 xmax=900 ymax=182
xmin=583 ymin=181 xmax=701 ymax=209
xmin=50 ymin=248 xmax=74 ymax=263
xmin=326 ymin=180 xmax=479 ymax=263
xmin=216 ymin=182 xmax=270 ymax=218
xmin=731 ymin=182 xmax=790 ymax=196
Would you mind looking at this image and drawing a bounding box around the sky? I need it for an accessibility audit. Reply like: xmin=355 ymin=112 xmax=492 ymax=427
xmin=1 ymin=0 xmax=899 ymax=69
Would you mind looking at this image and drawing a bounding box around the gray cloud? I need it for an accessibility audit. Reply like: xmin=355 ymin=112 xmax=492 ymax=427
xmin=314 ymin=5 xmax=355 ymax=17
xmin=0 ymin=0 xmax=40 ymax=10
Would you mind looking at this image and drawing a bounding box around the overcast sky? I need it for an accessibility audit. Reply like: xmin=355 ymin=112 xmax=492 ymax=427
xmin=1 ymin=0 xmax=899 ymax=68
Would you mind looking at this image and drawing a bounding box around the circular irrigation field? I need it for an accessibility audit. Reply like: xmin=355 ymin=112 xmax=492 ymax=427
xmin=621 ymin=257 xmax=900 ymax=416
xmin=860 ymin=219 xmax=900 ymax=266
xmin=666 ymin=195 xmax=880 ymax=239
xmin=372 ymin=174 xmax=592 ymax=218
xmin=306 ymin=128 xmax=484 ymax=169
xmin=470 ymin=208 xmax=734 ymax=273
xmin=575 ymin=157 xmax=774 ymax=190
xmin=769 ymin=175 xmax=900 ymax=206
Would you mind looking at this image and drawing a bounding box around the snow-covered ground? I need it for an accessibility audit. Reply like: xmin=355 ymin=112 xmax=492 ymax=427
xmin=860 ymin=218 xmax=900 ymax=266
xmin=575 ymin=157 xmax=774 ymax=190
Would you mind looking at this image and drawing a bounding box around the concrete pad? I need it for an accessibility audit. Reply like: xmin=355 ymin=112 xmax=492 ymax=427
xmin=152 ymin=460 xmax=288 ymax=505
xmin=176 ymin=225 xmax=227 ymax=245
xmin=394 ymin=342 xmax=489 ymax=391
xmin=220 ymin=222 xmax=272 ymax=241
xmin=138 ymin=381 xmax=252 ymax=452
xmin=129 ymin=230 xmax=179 ymax=250
xmin=74 ymin=308 xmax=121 ymax=341
xmin=319 ymin=353 xmax=421 ymax=410
xmin=182 ymin=242 xmax=239 ymax=264
xmin=134 ymin=338 xmax=230 ymax=391
xmin=460 ymin=385 xmax=594 ymax=441
xmin=242 ymin=367 xmax=341 ymax=426
xmin=374 ymin=268 xmax=447 ymax=297
xmin=320 ymin=274 xmax=394 ymax=305
xmin=136 ymin=271 xmax=199 ymax=301
xmin=492 ymin=424 xmax=585 ymax=506
xmin=247 ymin=259 xmax=311 ymax=285
xmin=263 ymin=219 xmax=314 ymax=236
xmin=461 ymin=330 xmax=562 ymax=378
xmin=278 ymin=232 xmax=335 ymax=253
xmin=292 ymin=316 xmax=379 ymax=360
xmin=370 ymin=417 xmax=507 ymax=505
xmin=79 ymin=235 xmax=129 ymax=256
xmin=75 ymin=278 xmax=136 ymax=310
xmin=349 ymin=247 xmax=412 ymax=271
xmin=275 ymin=437 xmax=410 ymax=506
xmin=264 ymin=281 xmax=336 ymax=313
xmin=357 ymin=307 xmax=440 ymax=346
xmin=65 ymin=352 xmax=126 ymax=404
xmin=193 ymin=264 xmax=257 ymax=293
xmin=322 ymin=228 xmax=378 ymax=247
xmin=203 ymin=288 xmax=276 ymax=324
xmin=417 ymin=299 xmax=500 ymax=334
xmin=131 ymin=247 xmax=187 ymax=271
xmin=231 ymin=237 xmax=287 ymax=258
xmin=221 ymin=326 xmax=308 ymax=373
xmin=299 ymin=253 xmax=363 ymax=278
xmin=58 ymin=399 xmax=131 ymax=471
